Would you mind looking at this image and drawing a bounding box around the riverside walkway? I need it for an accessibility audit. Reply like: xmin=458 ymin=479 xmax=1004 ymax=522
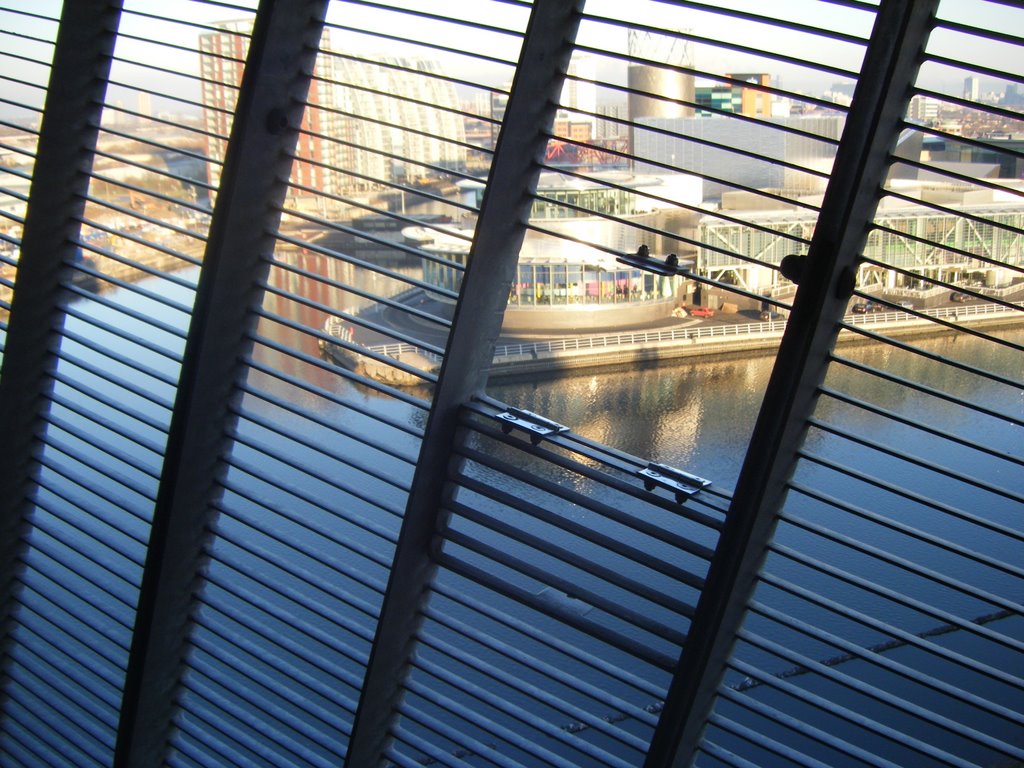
xmin=324 ymin=299 xmax=1023 ymax=383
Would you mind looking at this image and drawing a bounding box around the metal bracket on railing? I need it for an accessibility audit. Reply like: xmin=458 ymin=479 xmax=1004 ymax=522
xmin=495 ymin=407 xmax=570 ymax=444
xmin=639 ymin=462 xmax=711 ymax=503
xmin=616 ymin=245 xmax=692 ymax=276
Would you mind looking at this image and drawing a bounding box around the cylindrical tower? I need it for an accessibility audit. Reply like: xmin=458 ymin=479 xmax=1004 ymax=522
xmin=627 ymin=30 xmax=695 ymax=122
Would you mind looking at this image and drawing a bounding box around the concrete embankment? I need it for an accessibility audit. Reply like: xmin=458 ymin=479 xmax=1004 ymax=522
xmin=485 ymin=310 xmax=1021 ymax=380
xmin=487 ymin=328 xmax=784 ymax=379
xmin=323 ymin=305 xmax=1021 ymax=385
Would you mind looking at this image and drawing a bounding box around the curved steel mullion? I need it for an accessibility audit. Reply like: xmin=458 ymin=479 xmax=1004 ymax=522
xmin=644 ymin=2 xmax=941 ymax=766
xmin=111 ymin=3 xmax=330 ymax=766
xmin=343 ymin=2 xmax=584 ymax=765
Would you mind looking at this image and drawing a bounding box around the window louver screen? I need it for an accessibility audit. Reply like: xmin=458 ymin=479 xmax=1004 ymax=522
xmin=691 ymin=3 xmax=1024 ymax=767
xmin=0 ymin=1 xmax=1020 ymax=767
xmin=0 ymin=3 xmax=61 ymax=356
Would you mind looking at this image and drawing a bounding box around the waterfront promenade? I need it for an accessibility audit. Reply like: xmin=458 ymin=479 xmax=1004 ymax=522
xmin=323 ymin=296 xmax=1024 ymax=384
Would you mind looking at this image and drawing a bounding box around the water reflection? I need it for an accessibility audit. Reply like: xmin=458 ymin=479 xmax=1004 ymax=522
xmin=489 ymin=353 xmax=780 ymax=490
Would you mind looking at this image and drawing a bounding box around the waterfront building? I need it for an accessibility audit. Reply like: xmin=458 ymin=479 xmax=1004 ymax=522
xmin=696 ymin=181 xmax=1024 ymax=300
xmin=634 ymin=114 xmax=846 ymax=199
xmin=331 ymin=54 xmax=467 ymax=187
xmin=628 ymin=29 xmax=695 ymax=156
xmin=200 ymin=21 xmax=341 ymax=200
xmin=200 ymin=24 xmax=464 ymax=197
xmin=964 ymin=75 xmax=981 ymax=101
xmin=409 ymin=171 xmax=701 ymax=330
xmin=694 ymin=72 xmax=774 ymax=118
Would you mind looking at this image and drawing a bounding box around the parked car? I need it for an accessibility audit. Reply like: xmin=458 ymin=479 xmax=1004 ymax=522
xmin=852 ymin=301 xmax=882 ymax=313
xmin=689 ymin=306 xmax=715 ymax=318
xmin=950 ymin=291 xmax=970 ymax=302
xmin=760 ymin=310 xmax=782 ymax=321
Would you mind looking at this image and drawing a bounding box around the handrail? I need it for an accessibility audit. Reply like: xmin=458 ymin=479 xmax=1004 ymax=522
xmin=336 ymin=301 xmax=1021 ymax=363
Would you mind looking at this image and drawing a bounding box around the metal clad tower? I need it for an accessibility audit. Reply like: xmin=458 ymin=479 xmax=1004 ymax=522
xmin=627 ymin=29 xmax=694 ymax=122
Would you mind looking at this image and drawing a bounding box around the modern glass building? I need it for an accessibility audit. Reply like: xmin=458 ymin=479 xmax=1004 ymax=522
xmin=412 ymin=171 xmax=692 ymax=319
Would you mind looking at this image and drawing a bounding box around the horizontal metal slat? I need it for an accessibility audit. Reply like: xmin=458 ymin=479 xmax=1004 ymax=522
xmin=5 ymin=668 xmax=114 ymax=754
xmin=210 ymin=508 xmax=388 ymax=612
xmin=786 ymin=477 xmax=1023 ymax=580
xmin=182 ymin=662 xmax=339 ymax=768
xmin=793 ymin=451 xmax=1023 ymax=547
xmin=408 ymin=655 xmax=639 ymax=768
xmin=7 ymin=623 xmax=121 ymax=715
xmin=465 ymin=402 xmax=725 ymax=519
xmin=197 ymin=589 xmax=366 ymax=699
xmin=414 ymin=630 xmax=650 ymax=754
xmin=58 ymin=289 xmax=191 ymax=348
xmin=12 ymin=600 xmax=126 ymax=692
xmin=777 ymin=508 xmax=1022 ymax=617
xmin=757 ymin=570 xmax=1023 ymax=692
xmin=36 ymin=431 xmax=158 ymax=503
xmin=41 ymin=409 xmax=161 ymax=481
xmin=428 ymin=578 xmax=667 ymax=700
xmin=705 ymin=710 xmax=833 ymax=768
xmin=768 ymin=541 xmax=1024 ymax=656
xmin=736 ymin=626 xmax=1022 ymax=762
xmin=715 ymin=683 xmax=903 ymax=768
xmin=803 ymin=417 xmax=1024 ymax=505
xmin=47 ymin=390 xmax=167 ymax=458
xmin=234 ymin=382 xmax=418 ymax=465
xmin=49 ymin=355 xmax=169 ymax=422
xmin=197 ymin=569 xmax=370 ymax=682
xmin=226 ymin=421 xmax=413 ymax=499
xmin=255 ymin=285 xmax=447 ymax=357
xmin=33 ymin=465 xmax=149 ymax=545
xmin=204 ymin=529 xmax=382 ymax=634
xmin=828 ymin=351 xmax=1024 ymax=430
xmin=249 ymin=323 xmax=438 ymax=387
xmin=220 ymin=444 xmax=403 ymax=536
xmin=273 ymin=212 xmax=469 ymax=283
xmin=243 ymin=354 xmax=426 ymax=430
xmin=18 ymin=529 xmax=138 ymax=614
xmin=748 ymin=599 xmax=1023 ymax=726
xmin=15 ymin=569 xmax=133 ymax=650
xmin=447 ymin=496 xmax=699 ymax=618
xmin=189 ymin=620 xmax=356 ymax=735
xmin=435 ymin=549 xmax=678 ymax=672
xmin=176 ymin=681 xmax=289 ymax=768
xmin=2 ymin=696 xmax=106 ymax=767
xmin=28 ymin=498 xmax=144 ymax=585
xmin=2 ymin=722 xmax=61 ymax=768
xmin=390 ymin=708 xmax=528 ymax=768
xmin=443 ymin=518 xmax=691 ymax=639
xmin=454 ymin=471 xmax=707 ymax=589
xmin=399 ymin=677 xmax=593 ymax=768
xmin=420 ymin=599 xmax=661 ymax=729
xmin=241 ymin=341 xmax=430 ymax=411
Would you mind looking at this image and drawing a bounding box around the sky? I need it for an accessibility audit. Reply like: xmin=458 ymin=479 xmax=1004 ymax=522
xmin=0 ymin=0 xmax=1021 ymax=123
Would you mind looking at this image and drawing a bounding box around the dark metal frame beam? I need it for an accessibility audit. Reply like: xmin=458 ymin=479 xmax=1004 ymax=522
xmin=112 ymin=2 xmax=328 ymax=765
xmin=343 ymin=2 xmax=584 ymax=764
xmin=643 ymin=1 xmax=939 ymax=765
xmin=0 ymin=0 xmax=124 ymax=715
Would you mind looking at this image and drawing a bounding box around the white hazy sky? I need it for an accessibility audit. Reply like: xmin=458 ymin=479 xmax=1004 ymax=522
xmin=0 ymin=0 xmax=1021 ymax=120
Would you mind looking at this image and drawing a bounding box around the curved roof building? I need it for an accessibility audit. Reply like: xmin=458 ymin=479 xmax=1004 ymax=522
xmin=407 ymin=171 xmax=701 ymax=331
